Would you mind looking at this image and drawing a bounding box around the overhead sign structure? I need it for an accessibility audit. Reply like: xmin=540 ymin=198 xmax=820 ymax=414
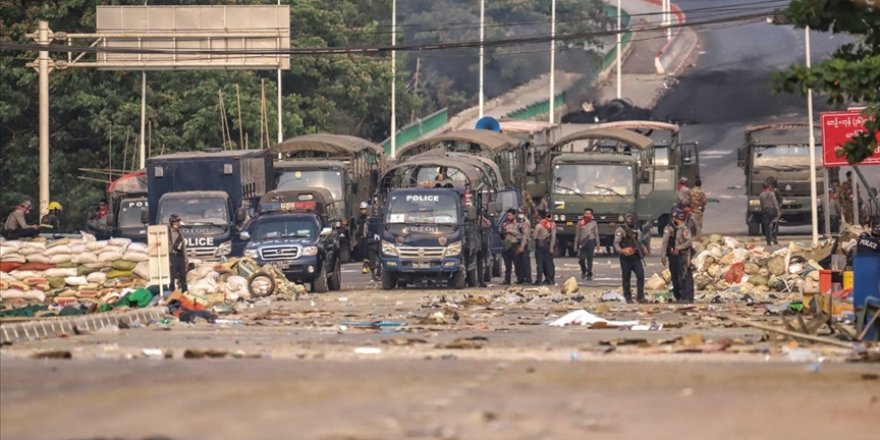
xmin=821 ymin=110 xmax=880 ymax=167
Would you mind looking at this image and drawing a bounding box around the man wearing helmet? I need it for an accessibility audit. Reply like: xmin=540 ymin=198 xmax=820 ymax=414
xmin=3 ymin=200 xmax=40 ymax=239
xmin=661 ymin=208 xmax=694 ymax=303
xmin=168 ymin=214 xmax=188 ymax=292
xmin=355 ymin=201 xmax=371 ymax=275
xmin=516 ymin=207 xmax=533 ymax=284
xmin=856 ymin=223 xmax=880 ymax=255
xmin=613 ymin=211 xmax=649 ymax=303
xmin=500 ymin=208 xmax=525 ymax=285
xmin=40 ymin=201 xmax=63 ymax=232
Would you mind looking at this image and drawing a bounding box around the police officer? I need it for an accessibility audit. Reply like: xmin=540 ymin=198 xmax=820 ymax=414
xmin=516 ymin=207 xmax=532 ymax=284
xmin=168 ymin=214 xmax=188 ymax=293
xmin=856 ymin=222 xmax=880 ymax=255
xmin=355 ymin=201 xmax=370 ymax=274
xmin=500 ymin=208 xmax=525 ymax=285
xmin=613 ymin=211 xmax=649 ymax=303
xmin=575 ymin=208 xmax=598 ymax=280
xmin=661 ymin=208 xmax=694 ymax=303
xmin=532 ymin=210 xmax=556 ymax=285
xmin=3 ymin=200 xmax=39 ymax=239
xmin=759 ymin=181 xmax=781 ymax=245
xmin=828 ymin=187 xmax=841 ymax=233
xmin=40 ymin=201 xmax=63 ymax=232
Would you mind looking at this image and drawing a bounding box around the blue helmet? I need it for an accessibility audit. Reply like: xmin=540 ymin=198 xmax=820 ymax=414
xmin=672 ymin=208 xmax=686 ymax=221
xmin=624 ymin=211 xmax=638 ymax=225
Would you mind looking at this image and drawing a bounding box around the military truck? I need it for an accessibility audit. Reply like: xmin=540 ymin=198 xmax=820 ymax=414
xmin=376 ymin=155 xmax=509 ymax=289
xmin=545 ymin=128 xmax=679 ymax=255
xmin=737 ymin=123 xmax=829 ymax=235
xmin=85 ymin=169 xmax=149 ymax=242
xmin=589 ymin=120 xmax=700 ymax=184
xmin=146 ymin=150 xmax=273 ymax=260
xmin=237 ymin=188 xmax=341 ymax=293
xmin=269 ymin=134 xmax=384 ymax=263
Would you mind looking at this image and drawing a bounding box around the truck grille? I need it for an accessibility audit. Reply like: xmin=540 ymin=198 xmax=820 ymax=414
xmin=397 ymin=246 xmax=445 ymax=259
xmin=189 ymin=246 xmax=217 ymax=259
xmin=260 ymin=246 xmax=300 ymax=261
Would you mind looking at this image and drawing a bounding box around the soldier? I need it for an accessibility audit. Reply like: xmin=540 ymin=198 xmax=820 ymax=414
xmin=841 ymin=171 xmax=855 ymax=224
xmin=40 ymin=201 xmax=63 ymax=232
xmin=532 ymin=210 xmax=557 ymax=285
xmin=500 ymin=209 xmax=525 ymax=285
xmin=355 ymin=201 xmax=370 ymax=274
xmin=613 ymin=211 xmax=649 ymax=303
xmin=856 ymin=222 xmax=880 ymax=255
xmin=688 ymin=178 xmax=708 ymax=239
xmin=661 ymin=208 xmax=695 ymax=303
xmin=574 ymin=208 xmax=598 ymax=280
xmin=516 ymin=207 xmax=533 ymax=284
xmin=168 ymin=214 xmax=188 ymax=293
xmin=828 ymin=187 xmax=841 ymax=233
xmin=2 ymin=200 xmax=39 ymax=239
xmin=677 ymin=177 xmax=691 ymax=207
xmin=759 ymin=181 xmax=781 ymax=245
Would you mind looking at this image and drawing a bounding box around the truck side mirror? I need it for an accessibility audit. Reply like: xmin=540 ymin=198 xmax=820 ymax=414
xmin=736 ymin=148 xmax=746 ymax=168
xmin=320 ymin=227 xmax=333 ymax=237
xmin=239 ymin=231 xmax=251 ymax=241
xmin=236 ymin=207 xmax=247 ymax=223
xmin=640 ymin=170 xmax=651 ymax=183
xmin=105 ymin=213 xmax=116 ymax=227
xmin=140 ymin=210 xmax=149 ymax=225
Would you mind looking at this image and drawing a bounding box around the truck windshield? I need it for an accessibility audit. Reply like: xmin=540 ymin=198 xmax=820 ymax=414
xmin=553 ymin=164 xmax=634 ymax=196
xmin=754 ymin=145 xmax=821 ymax=167
xmin=386 ymin=193 xmax=459 ymax=224
xmin=117 ymin=199 xmax=147 ymax=228
xmin=252 ymin=217 xmax=318 ymax=240
xmin=158 ymin=197 xmax=228 ymax=226
xmin=277 ymin=170 xmax=343 ymax=200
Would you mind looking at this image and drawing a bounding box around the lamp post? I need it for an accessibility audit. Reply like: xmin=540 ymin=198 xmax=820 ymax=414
xmin=479 ymin=0 xmax=485 ymax=118
xmin=549 ymin=0 xmax=556 ymax=123
xmin=390 ymin=0 xmax=397 ymax=158
xmin=616 ymin=0 xmax=622 ymax=99
xmin=806 ymin=25 xmax=819 ymax=244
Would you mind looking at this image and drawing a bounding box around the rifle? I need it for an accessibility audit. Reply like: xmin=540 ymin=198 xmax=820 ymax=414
xmin=625 ymin=225 xmax=648 ymax=270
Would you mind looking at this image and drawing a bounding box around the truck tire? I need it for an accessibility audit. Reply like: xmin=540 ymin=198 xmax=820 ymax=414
xmin=247 ymin=271 xmax=276 ymax=297
xmin=451 ymin=269 xmax=466 ymax=289
xmin=311 ymin=262 xmax=329 ymax=293
xmin=328 ymin=259 xmax=342 ymax=291
xmin=339 ymin=245 xmax=351 ymax=265
xmin=381 ymin=271 xmax=397 ymax=290
xmin=492 ymin=255 xmax=502 ymax=277
xmin=747 ymin=219 xmax=760 ymax=236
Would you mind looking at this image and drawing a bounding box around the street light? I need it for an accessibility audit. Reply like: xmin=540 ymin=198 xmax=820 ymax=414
xmin=391 ymin=0 xmax=397 ymax=159
xmin=806 ymin=25 xmax=819 ymax=244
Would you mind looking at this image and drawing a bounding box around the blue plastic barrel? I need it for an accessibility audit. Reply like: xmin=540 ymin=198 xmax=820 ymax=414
xmin=852 ymin=253 xmax=880 ymax=310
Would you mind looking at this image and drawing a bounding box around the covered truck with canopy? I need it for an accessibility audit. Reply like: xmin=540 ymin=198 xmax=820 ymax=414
xmin=85 ymin=169 xmax=149 ymax=242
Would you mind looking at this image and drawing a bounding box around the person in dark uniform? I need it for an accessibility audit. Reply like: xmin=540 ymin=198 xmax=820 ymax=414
xmin=661 ymin=208 xmax=694 ymax=303
xmin=168 ymin=214 xmax=188 ymax=293
xmin=856 ymin=223 xmax=880 ymax=255
xmin=516 ymin=207 xmax=532 ymax=284
xmin=500 ymin=208 xmax=525 ymax=285
xmin=532 ymin=210 xmax=557 ymax=285
xmin=40 ymin=201 xmax=63 ymax=232
xmin=759 ymin=181 xmax=781 ymax=245
xmin=613 ymin=211 xmax=649 ymax=303
xmin=574 ymin=208 xmax=598 ymax=280
xmin=354 ymin=201 xmax=370 ymax=274
xmin=3 ymin=200 xmax=39 ymax=239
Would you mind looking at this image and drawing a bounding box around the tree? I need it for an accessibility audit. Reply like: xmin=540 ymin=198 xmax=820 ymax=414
xmin=772 ymin=0 xmax=880 ymax=163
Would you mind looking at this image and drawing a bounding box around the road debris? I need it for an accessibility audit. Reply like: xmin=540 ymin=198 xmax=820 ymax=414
xmin=548 ymin=309 xmax=639 ymax=328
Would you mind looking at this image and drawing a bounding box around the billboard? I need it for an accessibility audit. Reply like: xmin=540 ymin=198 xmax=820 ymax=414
xmin=95 ymin=5 xmax=290 ymax=70
xmin=821 ymin=110 xmax=880 ymax=167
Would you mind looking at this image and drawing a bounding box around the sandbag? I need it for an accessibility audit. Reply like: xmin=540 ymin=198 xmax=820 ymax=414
xmin=10 ymin=270 xmax=42 ymax=281
xmin=127 ymin=242 xmax=148 ymax=253
xmin=68 ymin=243 xmax=87 ymax=254
xmin=98 ymin=251 xmax=123 ymax=262
xmin=46 ymin=276 xmax=66 ymax=289
xmin=133 ymin=261 xmax=150 ymax=280
xmin=121 ymin=251 xmax=148 ymax=262
xmin=86 ymin=271 xmax=107 ymax=284
xmin=76 ymin=265 xmax=100 ymax=276
xmin=86 ymin=240 xmax=108 ymax=251
xmin=72 ymin=253 xmax=98 ymax=264
xmin=16 ymin=247 xmax=42 ymax=256
xmin=0 ymin=261 xmax=23 ymax=273
xmin=106 ymin=270 xmax=133 ymax=279
xmin=64 ymin=276 xmax=88 ymax=286
xmin=25 ymin=254 xmax=51 ymax=264
xmin=223 ymin=275 xmax=248 ymax=301
xmin=20 ymin=241 xmax=46 ymax=250
xmin=109 ymin=237 xmax=133 ymax=248
xmin=79 ymin=232 xmax=96 ymax=243
xmin=49 ymin=254 xmax=72 ymax=264
xmin=724 ymin=262 xmax=745 ymax=284
xmin=45 ymin=245 xmax=71 ymax=256
xmin=645 ymin=273 xmax=668 ymax=291
xmin=0 ymin=245 xmax=20 ymax=257
xmin=0 ymin=289 xmax=45 ymax=302
xmin=111 ymin=260 xmax=137 ymax=271
xmin=46 ymin=238 xmax=71 ymax=248
xmin=17 ymin=262 xmax=54 ymax=271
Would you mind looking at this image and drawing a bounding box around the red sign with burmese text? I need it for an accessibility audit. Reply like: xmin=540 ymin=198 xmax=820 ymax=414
xmin=821 ymin=110 xmax=880 ymax=167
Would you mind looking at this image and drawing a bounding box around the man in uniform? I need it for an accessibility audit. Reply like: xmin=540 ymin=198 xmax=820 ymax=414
xmin=354 ymin=201 xmax=370 ymax=274
xmin=168 ymin=214 xmax=188 ymax=293
xmin=688 ymin=178 xmax=708 ymax=239
xmin=841 ymin=171 xmax=855 ymax=224
xmin=759 ymin=181 xmax=781 ymax=245
xmin=574 ymin=208 xmax=598 ymax=280
xmin=40 ymin=201 xmax=63 ymax=232
xmin=613 ymin=211 xmax=649 ymax=303
xmin=532 ymin=210 xmax=557 ymax=285
xmin=516 ymin=207 xmax=532 ymax=284
xmin=500 ymin=208 xmax=525 ymax=285
xmin=828 ymin=187 xmax=841 ymax=233
xmin=3 ymin=200 xmax=39 ymax=239
xmin=661 ymin=208 xmax=695 ymax=303
xmin=677 ymin=177 xmax=691 ymax=207
xmin=856 ymin=223 xmax=880 ymax=255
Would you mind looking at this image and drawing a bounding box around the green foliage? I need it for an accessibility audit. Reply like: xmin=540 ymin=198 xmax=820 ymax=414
xmin=771 ymin=0 xmax=880 ymax=164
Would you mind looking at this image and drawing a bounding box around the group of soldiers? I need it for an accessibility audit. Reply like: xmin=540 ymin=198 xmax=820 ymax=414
xmin=499 ymin=206 xmax=557 ymax=286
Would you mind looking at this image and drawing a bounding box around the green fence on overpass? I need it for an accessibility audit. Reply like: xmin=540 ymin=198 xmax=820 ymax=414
xmin=380 ymin=107 xmax=448 ymax=156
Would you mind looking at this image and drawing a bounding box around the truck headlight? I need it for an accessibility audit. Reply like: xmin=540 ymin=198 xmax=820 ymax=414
xmin=214 ymin=241 xmax=231 ymax=258
xmin=244 ymin=249 xmax=259 ymax=259
xmin=748 ymin=199 xmax=761 ymax=207
xmin=444 ymin=241 xmax=462 ymax=257
xmin=560 ymin=214 xmax=566 ymax=221
xmin=382 ymin=241 xmax=398 ymax=257
xmin=302 ymin=246 xmax=318 ymax=256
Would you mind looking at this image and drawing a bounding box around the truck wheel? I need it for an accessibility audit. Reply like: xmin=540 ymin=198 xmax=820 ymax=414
xmin=247 ymin=271 xmax=276 ymax=297
xmin=657 ymin=215 xmax=670 ymax=237
xmin=381 ymin=272 xmax=397 ymax=290
xmin=492 ymin=255 xmax=502 ymax=277
xmin=451 ymin=269 xmax=466 ymax=289
xmin=339 ymin=245 xmax=351 ymax=265
xmin=311 ymin=262 xmax=329 ymax=293
xmin=466 ymin=256 xmax=478 ymax=287
xmin=747 ymin=220 xmax=760 ymax=236
xmin=328 ymin=259 xmax=342 ymax=291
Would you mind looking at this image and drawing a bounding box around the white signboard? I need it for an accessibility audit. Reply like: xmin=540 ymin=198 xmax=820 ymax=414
xmin=147 ymin=225 xmax=170 ymax=288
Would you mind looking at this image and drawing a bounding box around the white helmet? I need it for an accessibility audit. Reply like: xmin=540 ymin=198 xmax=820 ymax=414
xmin=359 ymin=201 xmax=369 ymax=209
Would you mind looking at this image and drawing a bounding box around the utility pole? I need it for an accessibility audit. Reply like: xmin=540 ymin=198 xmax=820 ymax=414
xmin=391 ymin=0 xmax=397 ymax=159
xmin=806 ymin=25 xmax=819 ymax=244
xmin=277 ymin=0 xmax=284 ymax=145
xmin=549 ymin=0 xmax=556 ymax=123
xmin=32 ymin=20 xmax=53 ymax=215
xmin=616 ymin=0 xmax=622 ymax=100
xmin=139 ymin=0 xmax=148 ymax=168
xmin=479 ymin=0 xmax=485 ymax=119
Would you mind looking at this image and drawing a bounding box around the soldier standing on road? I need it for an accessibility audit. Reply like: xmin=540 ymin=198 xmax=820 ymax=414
xmin=532 ymin=210 xmax=556 ymax=286
xmin=828 ymin=187 xmax=841 ymax=233
xmin=574 ymin=208 xmax=598 ymax=280
xmin=661 ymin=208 xmax=694 ymax=303
xmin=168 ymin=214 xmax=188 ymax=293
xmin=516 ymin=207 xmax=533 ymax=284
xmin=841 ymin=171 xmax=855 ymax=224
xmin=688 ymin=178 xmax=707 ymax=239
xmin=613 ymin=211 xmax=649 ymax=303
xmin=677 ymin=177 xmax=691 ymax=207
xmin=355 ymin=201 xmax=370 ymax=274
xmin=759 ymin=181 xmax=781 ymax=245
xmin=500 ymin=209 xmax=525 ymax=285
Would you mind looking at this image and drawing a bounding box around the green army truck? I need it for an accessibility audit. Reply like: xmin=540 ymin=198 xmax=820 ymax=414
xmin=737 ymin=123 xmax=830 ymax=236
xmin=269 ymin=134 xmax=385 ymax=262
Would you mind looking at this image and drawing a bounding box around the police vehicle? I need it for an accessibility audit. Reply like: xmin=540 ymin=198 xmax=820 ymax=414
xmin=238 ymin=188 xmax=341 ymax=293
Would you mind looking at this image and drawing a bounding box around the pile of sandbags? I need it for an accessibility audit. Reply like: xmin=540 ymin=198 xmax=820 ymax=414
xmin=646 ymin=234 xmax=833 ymax=302
xmin=1 ymin=236 xmax=150 ymax=308
xmin=181 ymin=257 xmax=306 ymax=308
